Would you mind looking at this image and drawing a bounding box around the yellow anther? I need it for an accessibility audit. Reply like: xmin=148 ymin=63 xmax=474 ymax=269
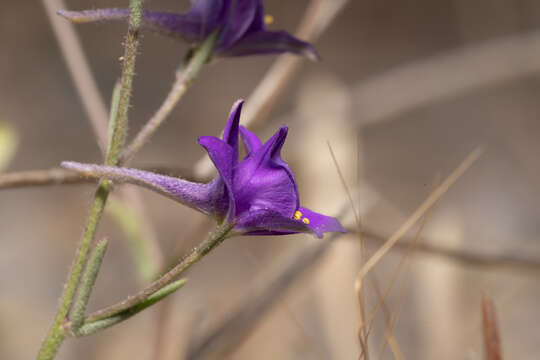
xmin=302 ymin=218 xmax=310 ymax=225
xmin=293 ymin=211 xmax=302 ymax=220
xmin=264 ymin=14 xmax=274 ymax=25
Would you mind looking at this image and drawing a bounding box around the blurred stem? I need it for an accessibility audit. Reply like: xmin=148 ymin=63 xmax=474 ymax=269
xmin=84 ymin=222 xmax=234 ymax=323
xmin=106 ymin=196 xmax=159 ymax=282
xmin=0 ymin=122 xmax=18 ymax=172
xmin=41 ymin=0 xmax=109 ymax=151
xmin=119 ymin=30 xmax=218 ymax=164
xmin=37 ymin=1 xmax=145 ymax=359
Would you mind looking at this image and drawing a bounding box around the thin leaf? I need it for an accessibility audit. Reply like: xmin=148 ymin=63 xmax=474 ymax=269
xmin=71 ymin=238 xmax=109 ymax=334
xmin=106 ymin=80 xmax=122 ymax=155
xmin=75 ymin=279 xmax=187 ymax=336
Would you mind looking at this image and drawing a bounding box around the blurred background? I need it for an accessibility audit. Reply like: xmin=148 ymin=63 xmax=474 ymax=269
xmin=2 ymin=0 xmax=540 ymax=359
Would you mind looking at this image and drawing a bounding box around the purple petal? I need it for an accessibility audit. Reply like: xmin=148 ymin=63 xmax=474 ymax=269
xmin=215 ymin=0 xmax=258 ymax=50
xmin=236 ymin=207 xmax=346 ymax=238
xmin=239 ymin=126 xmax=262 ymax=156
xmin=233 ymin=126 xmax=299 ymax=218
xmin=296 ymin=206 xmax=347 ymax=238
xmin=236 ymin=209 xmax=310 ymax=236
xmin=61 ymin=161 xmax=218 ymax=215
xmin=189 ymin=0 xmax=225 ymax=25
xmin=221 ymin=30 xmax=319 ymax=60
xmin=171 ymin=0 xmax=225 ymax=39
xmin=140 ymin=10 xmax=218 ymax=41
xmin=222 ymin=100 xmax=243 ymax=162
xmin=198 ymin=136 xmax=236 ymax=221
xmin=242 ymin=0 xmax=265 ymax=34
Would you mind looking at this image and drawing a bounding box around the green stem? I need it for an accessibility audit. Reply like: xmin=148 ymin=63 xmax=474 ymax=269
xmin=119 ymin=30 xmax=218 ymax=165
xmin=84 ymin=223 xmax=233 ymax=323
xmin=37 ymin=182 xmax=111 ymax=360
xmin=105 ymin=1 xmax=143 ymax=165
xmin=37 ymin=1 xmax=145 ymax=359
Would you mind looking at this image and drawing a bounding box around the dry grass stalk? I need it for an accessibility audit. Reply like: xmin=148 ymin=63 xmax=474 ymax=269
xmin=357 ymin=147 xmax=483 ymax=281
xmin=482 ymin=295 xmax=502 ymax=360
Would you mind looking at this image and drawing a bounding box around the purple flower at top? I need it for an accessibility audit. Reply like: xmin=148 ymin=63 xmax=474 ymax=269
xmin=58 ymin=0 xmax=318 ymax=60
xmin=62 ymin=100 xmax=345 ymax=238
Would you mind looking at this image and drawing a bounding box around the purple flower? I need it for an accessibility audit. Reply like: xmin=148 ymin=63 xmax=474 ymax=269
xmin=58 ymin=0 xmax=318 ymax=60
xmin=62 ymin=100 xmax=345 ymax=238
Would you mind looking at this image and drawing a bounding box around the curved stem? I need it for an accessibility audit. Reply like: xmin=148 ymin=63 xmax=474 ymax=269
xmin=120 ymin=30 xmax=218 ymax=165
xmin=37 ymin=1 xmax=145 ymax=358
xmin=84 ymin=223 xmax=233 ymax=323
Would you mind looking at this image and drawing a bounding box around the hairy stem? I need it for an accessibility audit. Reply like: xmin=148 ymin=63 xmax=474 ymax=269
xmin=0 ymin=166 xmax=207 ymax=190
xmin=37 ymin=182 xmax=111 ymax=360
xmin=70 ymin=238 xmax=109 ymax=334
xmin=69 ymin=279 xmax=187 ymax=336
xmin=84 ymin=223 xmax=233 ymax=323
xmin=120 ymin=30 xmax=218 ymax=164
xmin=37 ymin=1 xmax=145 ymax=358
xmin=106 ymin=1 xmax=143 ymax=165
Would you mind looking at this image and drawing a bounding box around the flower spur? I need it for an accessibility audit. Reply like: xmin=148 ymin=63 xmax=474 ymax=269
xmin=58 ymin=0 xmax=318 ymax=60
xmin=62 ymin=100 xmax=345 ymax=238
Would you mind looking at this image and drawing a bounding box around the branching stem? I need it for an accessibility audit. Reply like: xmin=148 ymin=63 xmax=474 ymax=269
xmin=84 ymin=223 xmax=233 ymax=323
xmin=37 ymin=1 xmax=145 ymax=358
xmin=120 ymin=31 xmax=218 ymax=164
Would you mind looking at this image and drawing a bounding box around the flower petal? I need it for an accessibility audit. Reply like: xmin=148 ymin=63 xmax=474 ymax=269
xmin=222 ymin=99 xmax=243 ymax=162
xmin=296 ymin=206 xmax=347 ymax=238
xmin=239 ymin=126 xmax=262 ymax=156
xmin=236 ymin=207 xmax=345 ymax=238
xmin=216 ymin=0 xmax=258 ymax=50
xmin=61 ymin=161 xmax=218 ymax=215
xmin=179 ymin=0 xmax=225 ymax=39
xmin=233 ymin=126 xmax=299 ymax=217
xmin=198 ymin=136 xmax=236 ymax=221
xmin=242 ymin=0 xmax=265 ymax=34
xmin=236 ymin=209 xmax=311 ymax=236
xmin=139 ymin=9 xmax=220 ymax=41
xmin=221 ymin=30 xmax=319 ymax=60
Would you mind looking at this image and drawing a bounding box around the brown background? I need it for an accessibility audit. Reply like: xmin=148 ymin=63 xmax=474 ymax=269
xmin=2 ymin=0 xmax=540 ymax=359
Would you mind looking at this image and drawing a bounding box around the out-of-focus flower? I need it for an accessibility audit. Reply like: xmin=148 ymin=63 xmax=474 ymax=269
xmin=62 ymin=100 xmax=344 ymax=238
xmin=58 ymin=0 xmax=318 ymax=60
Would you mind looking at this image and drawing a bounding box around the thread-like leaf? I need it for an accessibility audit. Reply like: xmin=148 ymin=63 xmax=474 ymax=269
xmin=75 ymin=278 xmax=187 ymax=336
xmin=71 ymin=238 xmax=109 ymax=334
xmin=106 ymin=80 xmax=122 ymax=155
